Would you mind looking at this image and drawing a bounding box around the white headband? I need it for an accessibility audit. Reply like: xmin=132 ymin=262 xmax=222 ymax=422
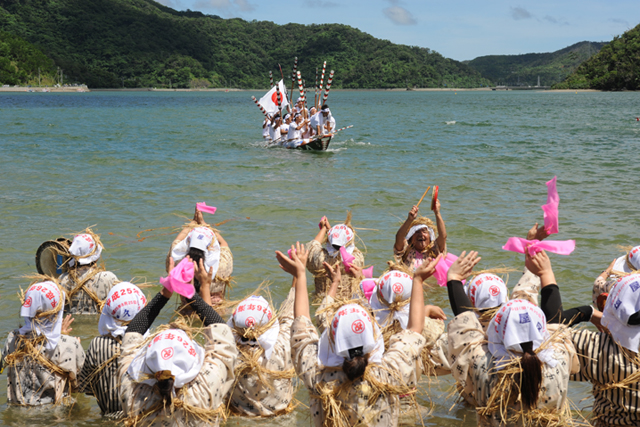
xmin=19 ymin=281 xmax=64 ymax=351
xmin=98 ymin=282 xmax=147 ymax=338
xmin=228 ymin=296 xmax=280 ymax=360
xmin=405 ymin=224 xmax=435 ymax=242
xmin=465 ymin=273 xmax=508 ymax=310
xmin=68 ymin=233 xmax=103 ymax=267
xmin=370 ymin=271 xmax=413 ymax=329
xmin=602 ymin=274 xmax=640 ymax=353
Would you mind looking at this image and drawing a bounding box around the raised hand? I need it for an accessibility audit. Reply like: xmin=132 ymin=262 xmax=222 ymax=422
xmin=193 ymin=206 xmax=205 ymax=225
xmin=408 ymin=205 xmax=419 ymax=222
xmin=425 ymin=304 xmax=447 ymax=320
xmin=525 ymin=250 xmax=556 ymax=286
xmin=526 ymin=222 xmax=550 ymax=241
xmin=276 ymin=242 xmax=308 ymax=276
xmin=61 ymin=314 xmax=75 ymax=335
xmin=415 ymin=254 xmax=443 ymax=281
xmin=447 ymin=251 xmax=481 ymax=282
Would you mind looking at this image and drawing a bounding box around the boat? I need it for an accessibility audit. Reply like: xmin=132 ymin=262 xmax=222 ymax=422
xmin=251 ymin=59 xmax=350 ymax=152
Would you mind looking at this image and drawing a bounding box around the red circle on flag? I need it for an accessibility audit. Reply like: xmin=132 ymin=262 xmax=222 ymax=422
xmin=245 ymin=317 xmax=255 ymax=328
xmin=351 ymin=320 xmax=365 ymax=334
xmin=271 ymin=92 xmax=278 ymax=104
xmin=161 ymin=348 xmax=174 ymax=360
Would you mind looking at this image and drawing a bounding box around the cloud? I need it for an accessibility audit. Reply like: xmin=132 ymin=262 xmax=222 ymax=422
xmin=303 ymin=0 xmax=339 ymax=7
xmin=383 ymin=5 xmax=417 ymax=25
xmin=510 ymin=6 xmax=533 ymax=20
xmin=234 ymin=0 xmax=255 ymax=11
xmin=193 ymin=0 xmax=255 ymax=13
xmin=610 ymin=18 xmax=630 ymax=27
xmin=543 ymin=15 xmax=569 ymax=26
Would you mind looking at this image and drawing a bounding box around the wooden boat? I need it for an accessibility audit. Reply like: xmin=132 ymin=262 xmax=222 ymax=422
xmin=296 ymin=135 xmax=332 ymax=151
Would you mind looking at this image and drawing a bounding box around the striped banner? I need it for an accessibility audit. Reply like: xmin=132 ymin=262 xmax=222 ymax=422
xmin=269 ymin=71 xmax=273 ymax=88
xmin=322 ymin=70 xmax=335 ymax=104
xmin=251 ymin=96 xmax=268 ymax=116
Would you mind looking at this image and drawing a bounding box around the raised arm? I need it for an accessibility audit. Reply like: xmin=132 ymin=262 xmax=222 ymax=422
xmin=446 ymin=251 xmax=482 ymax=316
xmin=313 ymin=216 xmax=330 ymax=243
xmin=433 ymin=199 xmax=447 ymax=253
xmin=276 ymin=242 xmax=310 ymax=320
xmin=526 ymin=250 xmax=595 ymax=327
xmin=323 ymin=261 xmax=341 ymax=298
xmin=126 ymin=287 xmax=173 ymax=335
xmin=395 ymin=206 xmax=418 ymax=252
xmin=408 ymin=255 xmax=442 ymax=333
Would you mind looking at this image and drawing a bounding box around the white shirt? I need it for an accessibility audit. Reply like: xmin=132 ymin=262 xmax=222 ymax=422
xmin=288 ymin=122 xmax=302 ymax=141
xmin=262 ymin=119 xmax=271 ymax=139
xmin=269 ymin=124 xmax=281 ymax=141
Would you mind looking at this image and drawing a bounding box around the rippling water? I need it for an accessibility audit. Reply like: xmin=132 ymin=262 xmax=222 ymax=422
xmin=1 ymin=90 xmax=639 ymax=426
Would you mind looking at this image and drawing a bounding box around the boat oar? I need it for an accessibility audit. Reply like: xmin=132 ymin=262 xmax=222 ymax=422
xmin=276 ymin=85 xmax=282 ymax=115
xmin=314 ymin=67 xmax=319 ymax=107
xmin=251 ymin=96 xmax=268 ymax=116
xmin=416 ymin=186 xmax=432 ymax=208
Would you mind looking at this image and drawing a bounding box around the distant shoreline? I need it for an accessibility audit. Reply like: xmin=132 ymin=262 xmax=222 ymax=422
xmin=0 ymin=86 xmax=604 ymax=93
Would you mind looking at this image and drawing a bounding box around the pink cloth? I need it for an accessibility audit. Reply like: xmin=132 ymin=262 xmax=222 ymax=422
xmin=196 ymin=202 xmax=217 ymax=215
xmin=502 ymin=237 xmax=576 ymax=257
xmin=361 ymin=279 xmax=376 ymax=301
xmin=160 ymin=258 xmax=195 ymax=298
xmin=362 ymin=266 xmax=374 ymax=279
xmin=433 ymin=253 xmax=459 ymax=287
xmin=541 ymin=176 xmax=559 ymax=235
xmin=339 ymin=246 xmax=355 ymax=273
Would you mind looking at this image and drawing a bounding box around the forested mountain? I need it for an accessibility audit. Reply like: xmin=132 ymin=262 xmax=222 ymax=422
xmin=0 ymin=31 xmax=58 ymax=85
xmin=466 ymin=41 xmax=606 ymax=87
xmin=0 ymin=0 xmax=490 ymax=88
xmin=554 ymin=23 xmax=640 ymax=90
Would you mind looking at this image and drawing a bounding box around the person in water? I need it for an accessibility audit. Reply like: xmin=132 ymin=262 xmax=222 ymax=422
xmin=534 ymin=250 xmax=640 ymax=427
xmin=394 ymin=201 xmax=447 ymax=271
xmin=59 ymin=229 xmax=119 ymax=315
xmin=166 ymin=206 xmax=232 ymax=305
xmin=305 ymin=213 xmax=364 ymax=299
xmin=118 ymin=258 xmax=237 ymax=427
xmin=226 ymin=281 xmax=296 ymax=416
xmin=78 ymin=281 xmax=147 ymax=418
xmin=278 ymin=241 xmax=435 ymax=427
xmin=445 ymin=251 xmax=579 ymax=426
xmin=1 ymin=278 xmax=85 ymax=406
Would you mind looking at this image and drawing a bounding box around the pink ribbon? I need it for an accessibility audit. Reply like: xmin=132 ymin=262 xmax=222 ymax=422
xmin=160 ymin=258 xmax=195 ymax=298
xmin=362 ymin=266 xmax=374 ymax=279
xmin=433 ymin=253 xmax=459 ymax=287
xmin=339 ymin=246 xmax=355 ymax=273
xmin=502 ymin=237 xmax=575 ymax=257
xmin=196 ymin=202 xmax=217 ymax=215
xmin=361 ymin=279 xmax=376 ymax=301
xmin=541 ymin=176 xmax=559 ymax=234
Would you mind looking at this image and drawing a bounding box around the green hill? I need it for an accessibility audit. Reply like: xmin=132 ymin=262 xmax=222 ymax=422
xmin=0 ymin=0 xmax=491 ymax=89
xmin=0 ymin=30 xmax=57 ymax=85
xmin=555 ymin=24 xmax=640 ymax=90
xmin=466 ymin=41 xmax=606 ymax=87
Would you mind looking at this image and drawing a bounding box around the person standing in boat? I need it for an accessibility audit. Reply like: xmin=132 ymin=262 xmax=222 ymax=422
xmin=394 ymin=202 xmax=447 ymax=271
xmin=268 ymin=114 xmax=282 ymax=142
xmin=262 ymin=114 xmax=272 ymax=140
xmin=59 ymin=229 xmax=119 ymax=315
xmin=316 ymin=104 xmax=336 ymax=136
xmin=284 ymin=114 xmax=311 ymax=149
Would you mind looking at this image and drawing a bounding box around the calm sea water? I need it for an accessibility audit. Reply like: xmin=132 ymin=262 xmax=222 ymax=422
xmin=1 ymin=89 xmax=639 ymax=426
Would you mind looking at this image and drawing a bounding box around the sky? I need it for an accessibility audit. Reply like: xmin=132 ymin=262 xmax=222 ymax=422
xmin=154 ymin=0 xmax=640 ymax=61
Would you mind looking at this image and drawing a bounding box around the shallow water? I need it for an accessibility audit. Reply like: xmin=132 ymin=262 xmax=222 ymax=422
xmin=1 ymin=89 xmax=639 ymax=426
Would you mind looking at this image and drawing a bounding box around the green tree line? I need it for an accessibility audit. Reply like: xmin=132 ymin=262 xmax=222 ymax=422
xmin=0 ymin=30 xmax=56 ymax=85
xmin=555 ymin=23 xmax=640 ymax=90
xmin=0 ymin=0 xmax=490 ymax=88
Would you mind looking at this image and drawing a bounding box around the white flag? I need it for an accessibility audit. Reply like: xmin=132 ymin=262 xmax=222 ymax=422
xmin=258 ymin=79 xmax=289 ymax=114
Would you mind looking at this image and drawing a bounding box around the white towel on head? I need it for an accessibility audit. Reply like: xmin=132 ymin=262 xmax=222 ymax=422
xmin=68 ymin=233 xmax=103 ymax=267
xmin=405 ymin=224 xmax=435 ymax=242
xmin=602 ymin=274 xmax=640 ymax=353
xmin=98 ymin=282 xmax=147 ymax=338
xmin=325 ymin=224 xmax=355 ymax=256
xmin=127 ymin=328 xmax=205 ymax=389
xmin=487 ymin=299 xmax=556 ymax=370
xmin=171 ymin=226 xmax=221 ymax=278
xmin=318 ymin=304 xmax=384 ymax=367
xmin=370 ymin=271 xmax=413 ymax=329
xmin=465 ymin=273 xmax=508 ymax=310
xmin=19 ymin=281 xmax=64 ymax=351
xmin=228 ymin=296 xmax=280 ymax=360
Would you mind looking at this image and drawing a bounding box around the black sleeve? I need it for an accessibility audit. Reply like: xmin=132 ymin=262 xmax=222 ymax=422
xmin=185 ymin=294 xmax=225 ymax=326
xmin=541 ymin=285 xmax=593 ymax=326
xmin=126 ymin=292 xmax=170 ymax=335
xmin=447 ymin=280 xmax=474 ymax=316
xmin=629 ymin=311 xmax=640 ymax=326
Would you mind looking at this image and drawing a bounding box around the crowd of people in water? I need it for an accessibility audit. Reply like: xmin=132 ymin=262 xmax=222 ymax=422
xmin=3 ymin=199 xmax=640 ymax=427
xmin=262 ymin=98 xmax=336 ymax=148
